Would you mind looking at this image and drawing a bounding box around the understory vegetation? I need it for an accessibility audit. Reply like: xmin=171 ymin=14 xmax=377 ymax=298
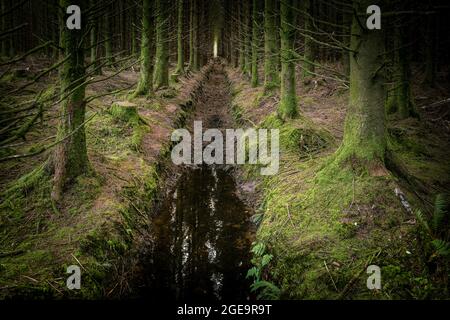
xmin=229 ymin=65 xmax=449 ymax=299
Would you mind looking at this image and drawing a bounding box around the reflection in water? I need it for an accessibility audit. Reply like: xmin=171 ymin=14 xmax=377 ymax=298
xmin=140 ymin=165 xmax=254 ymax=301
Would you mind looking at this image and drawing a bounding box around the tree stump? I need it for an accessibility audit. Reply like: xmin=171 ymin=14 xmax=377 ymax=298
xmin=110 ymin=101 xmax=139 ymax=125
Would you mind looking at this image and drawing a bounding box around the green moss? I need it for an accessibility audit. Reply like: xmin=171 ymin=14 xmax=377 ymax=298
xmin=260 ymin=112 xmax=334 ymax=156
xmin=41 ymin=85 xmax=56 ymax=101
xmin=1 ymin=161 xmax=48 ymax=201
xmin=110 ymin=103 xmax=139 ymax=125
xmin=239 ymin=104 xmax=434 ymax=299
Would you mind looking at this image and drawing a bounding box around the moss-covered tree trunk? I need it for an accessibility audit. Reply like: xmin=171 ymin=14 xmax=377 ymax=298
xmin=424 ymin=14 xmax=437 ymax=87
xmin=131 ymin=7 xmax=138 ymax=57
xmin=153 ymin=0 xmax=169 ymax=88
xmin=188 ymin=0 xmax=198 ymax=71
xmin=8 ymin=0 xmax=14 ymax=57
xmin=396 ymin=30 xmax=416 ymax=119
xmin=133 ymin=0 xmax=154 ymax=97
xmin=278 ymin=0 xmax=298 ymax=120
xmin=175 ymin=0 xmax=184 ymax=75
xmin=89 ymin=0 xmax=101 ymax=75
xmin=242 ymin=0 xmax=251 ymax=76
xmin=386 ymin=26 xmax=416 ymax=119
xmin=342 ymin=7 xmax=351 ymax=77
xmin=336 ymin=0 xmax=386 ymax=166
xmin=104 ymin=10 xmax=114 ymax=66
xmin=237 ymin=1 xmax=245 ymax=70
xmin=1 ymin=1 xmax=7 ymax=57
xmin=263 ymin=0 xmax=279 ymax=92
xmin=250 ymin=0 xmax=259 ymax=87
xmin=302 ymin=0 xmax=315 ymax=79
xmin=52 ymin=0 xmax=89 ymax=201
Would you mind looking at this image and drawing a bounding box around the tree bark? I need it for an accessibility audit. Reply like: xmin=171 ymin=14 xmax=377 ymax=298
xmin=386 ymin=25 xmax=416 ymax=119
xmin=302 ymin=0 xmax=315 ymax=79
xmin=175 ymin=0 xmax=184 ymax=75
xmin=424 ymin=14 xmax=437 ymax=87
xmin=1 ymin=1 xmax=8 ymax=57
xmin=89 ymin=0 xmax=101 ymax=75
xmin=133 ymin=0 xmax=154 ymax=97
xmin=242 ymin=0 xmax=251 ymax=76
xmin=238 ymin=1 xmax=244 ymax=70
xmin=263 ymin=0 xmax=279 ymax=92
xmin=188 ymin=0 xmax=198 ymax=71
xmin=251 ymin=0 xmax=259 ymax=87
xmin=52 ymin=0 xmax=89 ymax=201
xmin=336 ymin=0 xmax=386 ymax=166
xmin=104 ymin=8 xmax=114 ymax=66
xmin=278 ymin=0 xmax=298 ymax=120
xmin=154 ymin=0 xmax=170 ymax=88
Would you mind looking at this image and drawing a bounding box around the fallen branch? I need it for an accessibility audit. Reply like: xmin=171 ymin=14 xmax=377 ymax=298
xmin=420 ymin=98 xmax=450 ymax=110
xmin=0 ymin=112 xmax=97 ymax=162
xmin=0 ymin=249 xmax=25 ymax=258
xmin=0 ymin=41 xmax=52 ymax=67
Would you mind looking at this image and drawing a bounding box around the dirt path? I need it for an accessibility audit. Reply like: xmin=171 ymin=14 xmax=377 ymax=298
xmin=191 ymin=62 xmax=234 ymax=131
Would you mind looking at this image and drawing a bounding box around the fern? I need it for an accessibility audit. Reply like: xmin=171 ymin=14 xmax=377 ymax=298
xmin=247 ymin=242 xmax=280 ymax=300
xmin=251 ymin=242 xmax=266 ymax=257
xmin=250 ymin=281 xmax=281 ymax=300
xmin=261 ymin=254 xmax=273 ymax=267
xmin=250 ymin=213 xmax=264 ymax=226
xmin=415 ymin=209 xmax=431 ymax=233
xmin=432 ymin=194 xmax=448 ymax=234
xmin=246 ymin=267 xmax=260 ymax=281
xmin=416 ymin=194 xmax=450 ymax=263
xmin=431 ymin=239 xmax=450 ymax=258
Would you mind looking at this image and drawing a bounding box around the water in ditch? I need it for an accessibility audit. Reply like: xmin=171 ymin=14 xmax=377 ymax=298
xmin=139 ymin=165 xmax=254 ymax=301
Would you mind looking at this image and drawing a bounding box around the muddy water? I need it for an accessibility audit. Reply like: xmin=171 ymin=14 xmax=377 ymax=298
xmin=139 ymin=64 xmax=254 ymax=301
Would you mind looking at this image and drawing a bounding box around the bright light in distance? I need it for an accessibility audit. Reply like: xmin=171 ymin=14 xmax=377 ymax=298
xmin=213 ymin=40 xmax=218 ymax=58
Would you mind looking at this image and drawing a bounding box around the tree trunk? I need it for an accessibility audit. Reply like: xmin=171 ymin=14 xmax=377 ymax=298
xmin=154 ymin=0 xmax=170 ymax=88
xmin=175 ymin=0 xmax=184 ymax=75
xmin=251 ymin=0 xmax=259 ymax=87
xmin=278 ymin=0 xmax=298 ymax=120
xmin=342 ymin=5 xmax=351 ymax=77
xmin=238 ymin=1 xmax=245 ymax=69
xmin=52 ymin=0 xmax=89 ymax=201
xmin=424 ymin=14 xmax=437 ymax=87
xmin=1 ymin=1 xmax=8 ymax=57
xmin=8 ymin=0 xmax=15 ymax=57
xmin=131 ymin=5 xmax=138 ymax=57
xmin=263 ymin=0 xmax=279 ymax=92
xmin=242 ymin=0 xmax=251 ymax=76
xmin=188 ymin=0 xmax=198 ymax=71
xmin=302 ymin=0 xmax=315 ymax=79
xmin=386 ymin=26 xmax=416 ymax=119
xmin=104 ymin=9 xmax=114 ymax=66
xmin=336 ymin=0 xmax=386 ymax=166
xmin=133 ymin=0 xmax=154 ymax=97
xmin=89 ymin=0 xmax=101 ymax=75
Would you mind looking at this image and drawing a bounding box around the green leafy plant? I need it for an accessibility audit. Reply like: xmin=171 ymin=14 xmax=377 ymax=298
xmin=246 ymin=241 xmax=280 ymax=300
xmin=415 ymin=193 xmax=450 ymax=261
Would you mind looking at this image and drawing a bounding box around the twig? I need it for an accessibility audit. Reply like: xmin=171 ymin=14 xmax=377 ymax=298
xmin=46 ymin=280 xmax=63 ymax=295
xmin=338 ymin=250 xmax=381 ymax=299
xmin=22 ymin=275 xmax=38 ymax=283
xmin=285 ymin=204 xmax=294 ymax=227
xmin=324 ymin=260 xmax=338 ymax=292
xmin=0 ymin=249 xmax=25 ymax=258
xmin=0 ymin=113 xmax=97 ymax=162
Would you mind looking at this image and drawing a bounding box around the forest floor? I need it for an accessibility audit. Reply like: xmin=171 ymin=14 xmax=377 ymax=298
xmin=228 ymin=64 xmax=450 ymax=299
xmin=0 ymin=57 xmax=449 ymax=299
xmin=0 ymin=57 xmax=212 ymax=297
